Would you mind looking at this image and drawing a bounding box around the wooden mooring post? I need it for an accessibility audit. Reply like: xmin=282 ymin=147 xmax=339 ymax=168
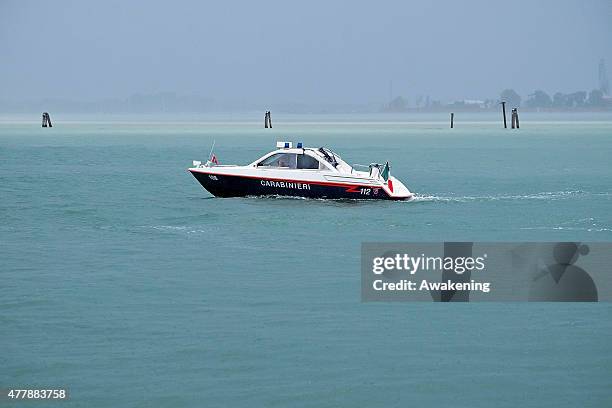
xmin=264 ymin=111 xmax=272 ymax=128
xmin=42 ymin=112 xmax=52 ymax=128
xmin=512 ymin=108 xmax=520 ymax=129
xmin=450 ymin=112 xmax=454 ymax=128
xmin=500 ymin=101 xmax=507 ymax=129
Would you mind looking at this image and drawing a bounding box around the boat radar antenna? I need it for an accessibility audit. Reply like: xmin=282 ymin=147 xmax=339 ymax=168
xmin=208 ymin=140 xmax=216 ymax=161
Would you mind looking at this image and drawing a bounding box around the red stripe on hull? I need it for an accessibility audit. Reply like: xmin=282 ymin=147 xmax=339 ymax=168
xmin=189 ymin=169 xmax=379 ymax=190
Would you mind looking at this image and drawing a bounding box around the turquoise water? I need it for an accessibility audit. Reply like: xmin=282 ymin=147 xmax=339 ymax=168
xmin=2 ymin=115 xmax=612 ymax=407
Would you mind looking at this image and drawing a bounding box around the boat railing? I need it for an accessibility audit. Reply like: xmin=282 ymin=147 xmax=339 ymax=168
xmin=353 ymin=163 xmax=385 ymax=179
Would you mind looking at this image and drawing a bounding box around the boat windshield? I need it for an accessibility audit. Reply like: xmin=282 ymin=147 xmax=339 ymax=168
xmin=258 ymin=153 xmax=297 ymax=168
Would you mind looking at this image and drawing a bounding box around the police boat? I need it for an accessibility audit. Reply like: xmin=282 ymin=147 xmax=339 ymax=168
xmin=188 ymin=141 xmax=414 ymax=200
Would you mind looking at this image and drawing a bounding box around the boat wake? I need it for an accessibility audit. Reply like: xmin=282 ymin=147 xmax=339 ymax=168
xmin=520 ymin=217 xmax=612 ymax=233
xmin=410 ymin=190 xmax=610 ymax=203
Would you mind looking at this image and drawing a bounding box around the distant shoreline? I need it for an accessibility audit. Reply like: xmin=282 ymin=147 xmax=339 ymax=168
xmin=1 ymin=107 xmax=611 ymax=116
xmin=1 ymin=111 xmax=612 ymax=126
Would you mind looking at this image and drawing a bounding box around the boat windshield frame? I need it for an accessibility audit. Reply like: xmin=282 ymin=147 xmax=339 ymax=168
xmin=318 ymin=147 xmax=340 ymax=167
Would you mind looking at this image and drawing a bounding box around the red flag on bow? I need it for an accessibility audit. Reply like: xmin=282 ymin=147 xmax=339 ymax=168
xmin=211 ymin=154 xmax=219 ymax=165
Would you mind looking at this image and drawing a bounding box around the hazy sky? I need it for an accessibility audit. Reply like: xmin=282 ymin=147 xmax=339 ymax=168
xmin=1 ymin=0 xmax=611 ymax=104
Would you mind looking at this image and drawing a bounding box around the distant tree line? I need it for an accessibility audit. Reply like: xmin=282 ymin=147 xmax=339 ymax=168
xmin=383 ymin=87 xmax=610 ymax=113
xmin=500 ymin=88 xmax=608 ymax=109
xmin=385 ymin=96 xmax=408 ymax=112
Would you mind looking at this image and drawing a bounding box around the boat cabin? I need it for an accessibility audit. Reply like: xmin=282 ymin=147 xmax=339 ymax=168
xmin=250 ymin=142 xmax=354 ymax=174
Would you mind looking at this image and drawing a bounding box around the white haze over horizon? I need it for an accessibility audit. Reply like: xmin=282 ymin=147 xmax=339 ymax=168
xmin=1 ymin=0 xmax=611 ymax=107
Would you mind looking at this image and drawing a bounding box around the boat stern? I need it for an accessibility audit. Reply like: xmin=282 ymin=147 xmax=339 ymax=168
xmin=386 ymin=176 xmax=414 ymax=200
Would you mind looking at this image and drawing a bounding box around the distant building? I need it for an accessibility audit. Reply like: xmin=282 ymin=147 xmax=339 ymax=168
xmin=462 ymin=99 xmax=486 ymax=107
xmin=448 ymin=99 xmax=487 ymax=110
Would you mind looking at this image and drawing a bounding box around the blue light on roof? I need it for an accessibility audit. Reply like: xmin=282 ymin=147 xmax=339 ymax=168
xmin=284 ymin=142 xmax=290 ymax=148
xmin=297 ymin=142 xmax=303 ymax=148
